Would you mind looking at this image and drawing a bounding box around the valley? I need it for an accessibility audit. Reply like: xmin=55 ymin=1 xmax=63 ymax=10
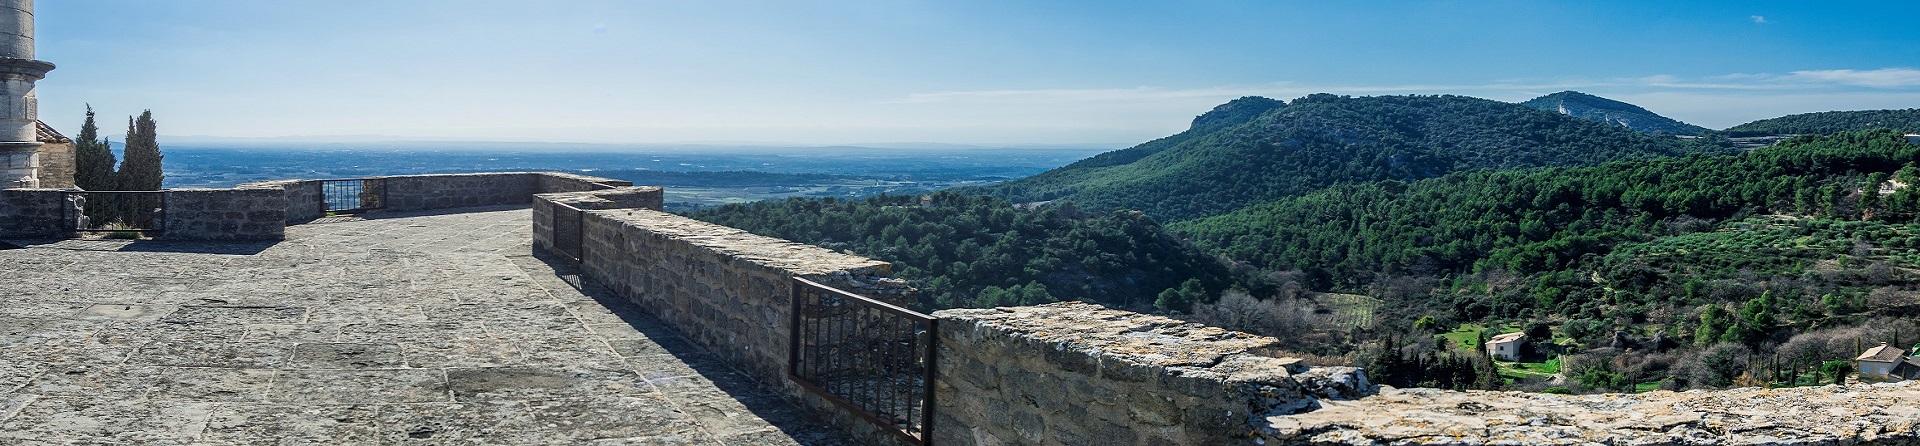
xmin=152 ymin=93 xmax=1920 ymax=395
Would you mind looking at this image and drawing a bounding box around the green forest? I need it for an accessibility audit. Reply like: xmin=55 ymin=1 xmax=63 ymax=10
xmin=971 ymin=94 xmax=1728 ymax=221
xmin=687 ymin=193 xmax=1242 ymax=312
xmin=683 ymin=91 xmax=1920 ymax=393
xmin=1724 ymin=108 xmax=1920 ymax=137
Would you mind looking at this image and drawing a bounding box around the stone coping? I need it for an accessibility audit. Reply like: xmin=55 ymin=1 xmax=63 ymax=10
xmin=537 ymin=186 xmax=663 ymax=208
xmin=935 ymin=301 xmax=1290 ymax=371
xmin=584 ymin=208 xmax=891 ymax=277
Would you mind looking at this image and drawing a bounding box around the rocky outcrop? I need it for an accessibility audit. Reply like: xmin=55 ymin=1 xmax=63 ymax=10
xmin=1263 ymin=382 xmax=1920 ymax=445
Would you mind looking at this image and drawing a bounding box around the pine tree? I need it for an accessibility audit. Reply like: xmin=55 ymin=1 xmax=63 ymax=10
xmin=72 ymin=105 xmax=116 ymax=191
xmin=117 ymin=110 xmax=163 ymax=191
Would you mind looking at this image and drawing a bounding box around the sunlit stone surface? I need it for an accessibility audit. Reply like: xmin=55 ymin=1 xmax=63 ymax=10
xmin=0 ymin=206 xmax=844 ymax=445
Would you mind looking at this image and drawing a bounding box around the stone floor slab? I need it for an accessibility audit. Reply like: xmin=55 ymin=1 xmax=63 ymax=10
xmin=268 ymin=369 xmax=450 ymax=404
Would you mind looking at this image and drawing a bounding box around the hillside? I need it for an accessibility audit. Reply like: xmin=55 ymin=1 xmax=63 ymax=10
xmin=685 ymin=192 xmax=1245 ymax=312
xmin=1172 ymin=131 xmax=1920 ymax=329
xmin=1520 ymin=91 xmax=1709 ymax=135
xmin=974 ymin=94 xmax=1726 ymax=221
xmin=1724 ymin=108 xmax=1920 ymax=137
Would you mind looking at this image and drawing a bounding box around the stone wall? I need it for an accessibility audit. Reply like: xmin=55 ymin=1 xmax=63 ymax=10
xmin=538 ymin=198 xmax=917 ymax=445
xmin=384 ymin=172 xmax=635 ymax=211
xmin=537 ymin=171 xmax=633 ymax=193
xmin=931 ymin=302 xmax=1371 ymax=446
xmin=530 ymin=186 xmax=664 ymax=257
xmin=382 ymin=173 xmax=540 ymax=211
xmin=35 ymin=141 xmax=71 ymax=188
xmin=159 ymin=187 xmax=289 ymax=241
xmin=0 ymin=188 xmax=69 ymax=238
xmin=0 ymin=147 xmax=34 ymax=188
xmin=240 ymin=172 xmax=633 ymax=222
xmin=238 ymin=180 xmax=324 ymax=223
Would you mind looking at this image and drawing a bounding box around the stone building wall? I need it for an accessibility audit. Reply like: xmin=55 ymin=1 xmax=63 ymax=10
xmin=159 ymin=187 xmax=288 ymax=241
xmin=930 ymin=302 xmax=1370 ymax=446
xmin=34 ymin=140 xmax=70 ymax=188
xmin=0 ymin=148 xmax=33 ymax=188
xmin=0 ymin=188 xmax=69 ymax=238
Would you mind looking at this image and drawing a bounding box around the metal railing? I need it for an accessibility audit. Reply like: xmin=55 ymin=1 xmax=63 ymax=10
xmin=788 ymin=277 xmax=937 ymax=444
xmin=552 ymin=205 xmax=586 ymax=263
xmin=320 ymin=178 xmax=386 ymax=213
xmin=64 ymin=191 xmax=167 ymax=233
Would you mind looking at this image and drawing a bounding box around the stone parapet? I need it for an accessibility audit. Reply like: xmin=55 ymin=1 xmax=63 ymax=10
xmin=930 ymin=302 xmax=1369 ymax=445
xmin=531 ymin=186 xmax=664 ymax=256
xmin=0 ymin=187 xmax=67 ymax=238
xmin=239 ymin=179 xmax=324 ymax=223
xmin=579 ymin=208 xmax=898 ymax=377
xmin=381 ymin=171 xmax=633 ymax=211
xmin=382 ymin=172 xmax=540 ymax=211
xmin=241 ymin=172 xmax=634 ymax=222
xmin=159 ymin=186 xmax=288 ymax=241
xmin=537 ymin=171 xmax=633 ymax=193
xmin=562 ymin=206 xmax=914 ymax=445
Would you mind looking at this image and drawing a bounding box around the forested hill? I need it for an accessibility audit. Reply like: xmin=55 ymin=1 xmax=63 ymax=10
xmin=1724 ymin=108 xmax=1920 ymax=137
xmin=686 ymin=193 xmax=1244 ymax=312
xmin=1172 ymin=131 xmax=1920 ymax=319
xmin=971 ymin=94 xmax=1728 ymax=221
xmin=1520 ymin=91 xmax=1709 ymax=135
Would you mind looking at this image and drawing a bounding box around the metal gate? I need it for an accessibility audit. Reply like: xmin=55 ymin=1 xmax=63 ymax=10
xmin=64 ymin=191 xmax=167 ymax=234
xmin=320 ymin=178 xmax=385 ymax=213
xmin=789 ymin=277 xmax=936 ymax=444
xmin=551 ymin=205 xmax=586 ymax=263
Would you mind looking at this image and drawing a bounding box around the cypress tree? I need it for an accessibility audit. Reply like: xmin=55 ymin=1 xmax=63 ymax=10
xmin=117 ymin=110 xmax=163 ymax=191
xmin=71 ymin=105 xmax=116 ymax=191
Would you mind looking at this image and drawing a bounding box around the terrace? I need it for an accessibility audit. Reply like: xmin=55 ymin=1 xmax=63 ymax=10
xmin=0 ymin=206 xmax=844 ymax=444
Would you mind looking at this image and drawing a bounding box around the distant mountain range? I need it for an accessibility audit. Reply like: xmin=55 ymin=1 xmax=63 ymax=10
xmin=970 ymin=93 xmax=1726 ymax=221
xmin=1520 ymin=91 xmax=1709 ymax=135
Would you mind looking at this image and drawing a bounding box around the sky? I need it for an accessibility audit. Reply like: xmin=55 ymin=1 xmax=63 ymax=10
xmin=32 ymin=0 xmax=1920 ymax=146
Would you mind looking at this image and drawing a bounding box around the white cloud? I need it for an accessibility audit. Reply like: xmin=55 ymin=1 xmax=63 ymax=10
xmin=1784 ymin=68 xmax=1920 ymax=88
xmin=1750 ymin=15 xmax=1767 ymax=24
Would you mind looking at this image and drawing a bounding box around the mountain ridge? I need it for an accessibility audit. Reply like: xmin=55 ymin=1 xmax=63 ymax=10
xmin=1519 ymin=91 xmax=1709 ymax=135
xmin=1724 ymin=108 xmax=1920 ymax=137
xmin=972 ymin=93 xmax=1728 ymax=221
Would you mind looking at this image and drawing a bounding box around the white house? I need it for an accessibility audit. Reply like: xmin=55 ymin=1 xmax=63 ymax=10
xmin=1486 ymin=332 xmax=1526 ymax=361
xmin=1855 ymin=343 xmax=1920 ymax=381
xmin=1906 ymin=133 xmax=1920 ymax=146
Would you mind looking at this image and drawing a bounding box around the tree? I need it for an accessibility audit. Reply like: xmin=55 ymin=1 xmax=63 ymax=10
xmin=1696 ymin=305 xmax=1729 ymax=346
xmin=117 ymin=110 xmax=163 ymax=191
xmin=71 ymin=105 xmax=115 ymax=191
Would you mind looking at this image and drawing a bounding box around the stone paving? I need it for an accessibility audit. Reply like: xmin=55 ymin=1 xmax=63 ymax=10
xmin=0 ymin=206 xmax=847 ymax=445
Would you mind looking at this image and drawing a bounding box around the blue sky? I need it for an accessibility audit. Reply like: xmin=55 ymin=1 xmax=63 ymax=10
xmin=33 ymin=0 xmax=1920 ymax=145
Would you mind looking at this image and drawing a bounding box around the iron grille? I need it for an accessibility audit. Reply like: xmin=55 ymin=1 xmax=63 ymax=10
xmin=64 ymin=191 xmax=166 ymax=233
xmin=552 ymin=205 xmax=585 ymax=262
xmin=789 ymin=277 xmax=937 ymax=444
xmin=320 ymin=178 xmax=385 ymax=213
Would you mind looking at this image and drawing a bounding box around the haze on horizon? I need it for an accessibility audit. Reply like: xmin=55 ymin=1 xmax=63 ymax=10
xmin=36 ymin=0 xmax=1920 ymax=146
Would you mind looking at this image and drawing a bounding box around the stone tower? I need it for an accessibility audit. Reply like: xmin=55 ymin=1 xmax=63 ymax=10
xmin=0 ymin=0 xmax=53 ymax=189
